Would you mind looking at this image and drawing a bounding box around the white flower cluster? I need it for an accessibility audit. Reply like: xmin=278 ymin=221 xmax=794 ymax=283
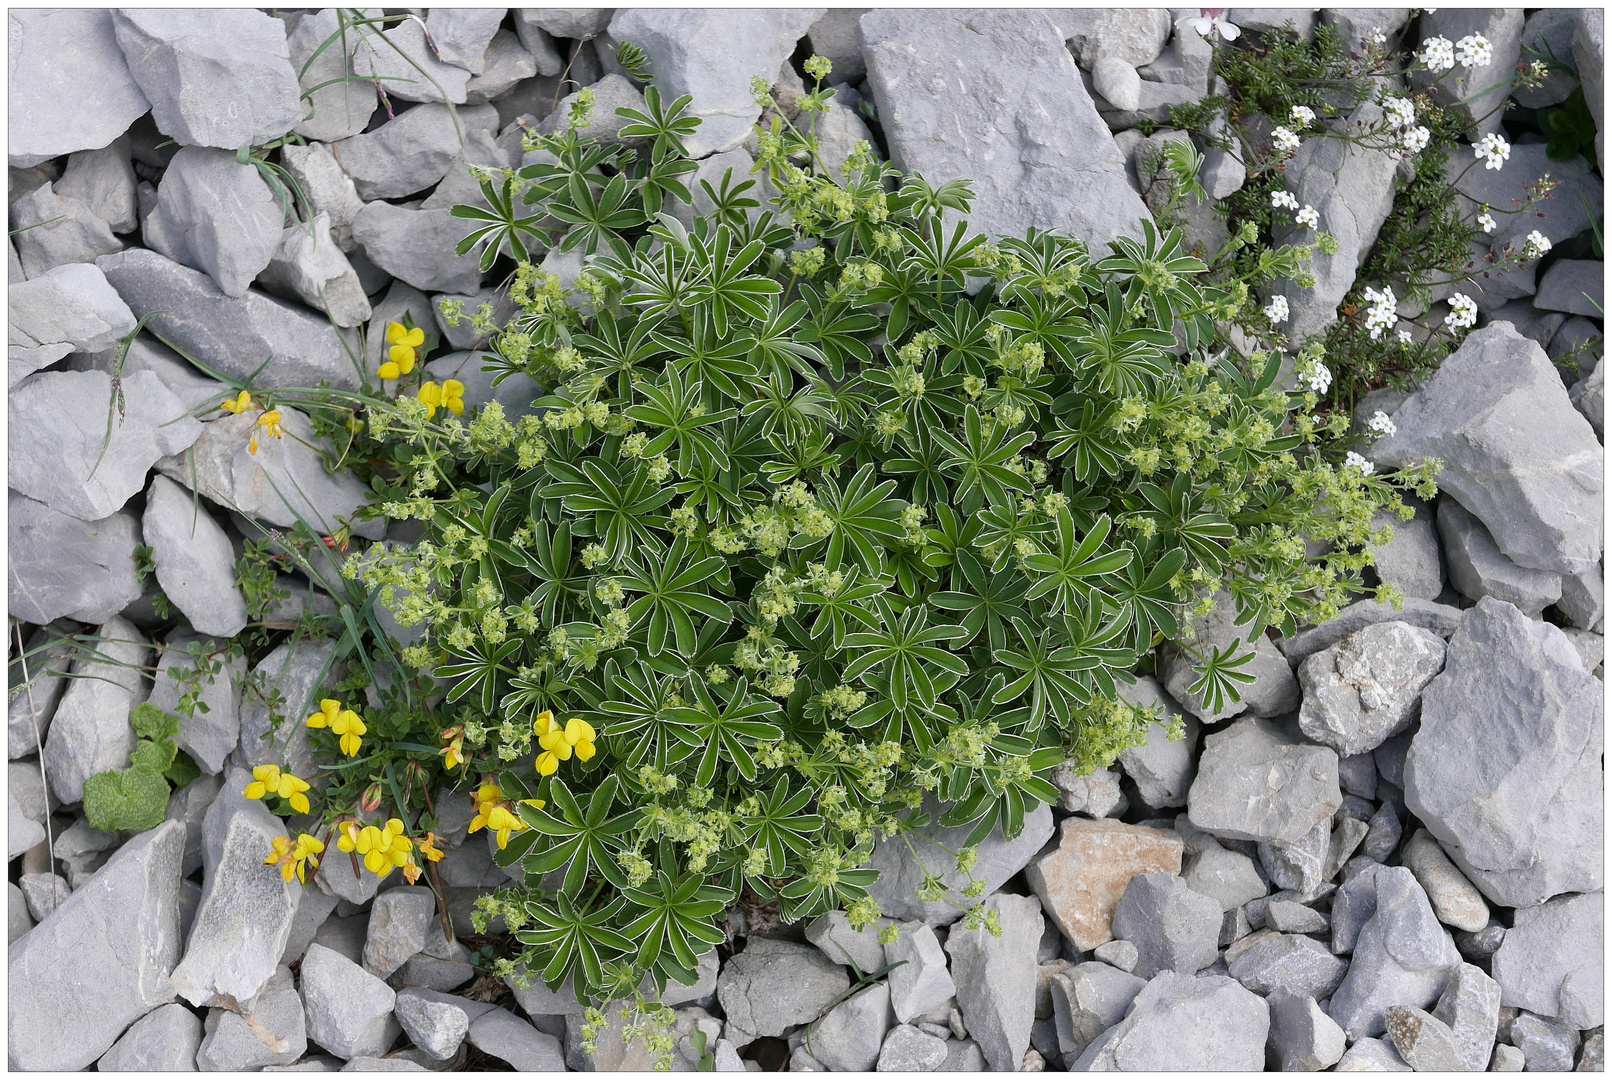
xmin=1474 ymin=132 xmax=1510 ymax=170
xmin=1265 ymin=294 xmax=1290 ymax=325
xmin=1401 ymin=126 xmax=1431 ymax=154
xmin=1367 ymin=410 xmax=1397 ymax=438
xmin=1369 ymin=28 xmax=1388 ymax=46
xmin=1362 ymin=284 xmax=1398 ymax=340
xmin=1271 ymin=190 xmax=1300 ymax=210
xmin=1524 ymin=230 xmax=1552 ymax=259
xmin=1272 ymin=126 xmax=1302 ymax=153
xmin=1418 ymin=35 xmax=1455 ymax=72
xmin=1477 ymin=211 xmax=1497 ymax=233
xmin=1396 ymin=328 xmax=1413 ymax=345
xmin=1301 ymin=358 xmax=1332 ymax=395
xmin=1344 ymin=451 xmax=1376 ymax=476
xmin=1445 ymin=292 xmax=1479 ymax=330
xmin=1290 ymin=104 xmax=1316 ymax=129
xmin=1455 ymin=33 xmax=1492 ymax=67
xmin=1295 ymin=204 xmax=1320 ymax=228
xmin=1383 ymin=97 xmax=1416 ymax=129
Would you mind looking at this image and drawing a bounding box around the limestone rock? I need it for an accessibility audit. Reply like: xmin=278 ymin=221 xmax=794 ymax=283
xmin=716 ymin=937 xmax=849 ymax=1047
xmin=1158 ymin=591 xmax=1299 ymax=722
xmin=143 ymin=146 xmax=284 ymax=298
xmin=1114 ymin=676 xmax=1198 ymax=809
xmin=363 ymin=886 xmax=438 ymax=979
xmin=1405 ymin=597 xmax=1603 ymax=907
xmin=467 ymin=1008 xmax=567 ymax=1070
xmin=7 ymin=9 xmax=150 ymax=168
xmin=258 ymin=213 xmax=373 ymax=328
xmin=1411 ymin=9 xmax=1525 ymax=138
xmin=1328 ymin=866 xmax=1462 ymax=1040
xmin=877 ymin=1023 xmax=948 ymax=1072
xmin=286 ymin=10 xmax=377 ymax=143
xmin=1431 ymin=962 xmax=1502 ymax=1073
xmin=1226 ymin=932 xmax=1349 ymax=1000
xmin=301 ymin=943 xmax=401 ymax=1060
xmin=350 ymin=201 xmax=484 ymax=295
xmin=1439 ymin=498 xmax=1563 ymax=617
xmin=1400 ymin=829 xmax=1490 ymax=933
xmin=944 ymin=893 xmax=1042 ymax=1072
xmin=1186 ymin=715 xmax=1341 ymax=844
xmin=1491 ymin=891 xmax=1603 ymax=1031
xmin=1048 ymin=962 xmax=1146 ymax=1061
xmin=149 ymin=637 xmax=245 ymax=777
xmin=350 ymin=19 xmax=472 ymax=105
xmin=237 ymin=640 xmax=343 ymax=783
xmin=810 ymin=982 xmax=893 ymax=1072
xmin=885 ymin=921 xmax=957 ymax=1023
xmin=1267 ymin=987 xmax=1346 ymax=1071
xmin=807 ymin=909 xmax=889 ymax=973
xmin=41 ymin=615 xmax=148 ymax=804
xmin=1070 ymin=970 xmax=1268 ymax=1071
xmin=7 ymin=494 xmax=142 ymax=626
xmin=333 ymin=103 xmax=500 ymax=202
xmin=142 ymin=474 xmax=249 ymax=638
xmin=9 ymin=260 xmax=136 ymax=358
xmin=1298 ymin=621 xmax=1445 ymax=757
xmin=1024 ymin=817 xmax=1183 ymax=951
xmin=280 ymin=143 xmax=369 ymax=253
xmin=1280 ymin=597 xmax=1464 ymax=666
xmin=196 ymin=964 xmax=307 ymax=1070
xmin=1108 ymin=873 xmax=1220 ymax=978
xmin=99 ymin=1001 xmax=204 ymax=1072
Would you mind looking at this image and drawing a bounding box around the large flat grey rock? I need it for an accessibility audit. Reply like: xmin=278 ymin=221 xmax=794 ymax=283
xmin=7 ymin=9 xmax=150 ymax=168
xmin=8 ymin=493 xmax=142 ymax=626
xmin=41 ymin=615 xmax=149 ymax=804
xmin=1070 ymin=970 xmax=1268 ymax=1071
xmin=1491 ymin=891 xmax=1602 ymax=1031
xmin=143 ymin=146 xmax=285 ymax=298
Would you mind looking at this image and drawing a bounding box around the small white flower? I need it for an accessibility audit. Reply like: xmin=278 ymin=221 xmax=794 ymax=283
xmin=1367 ymin=410 xmax=1397 ymax=437
xmin=1397 ymin=328 xmax=1413 ymax=345
xmin=1369 ymin=27 xmax=1388 ymax=46
xmin=1524 ymin=230 xmax=1552 ymax=258
xmin=1383 ymin=97 xmax=1416 ymax=129
xmin=1295 ymin=204 xmax=1320 ymax=229
xmin=1272 ymin=126 xmax=1302 ymax=153
xmin=1418 ymin=35 xmax=1456 ymax=72
xmin=1401 ymin=125 xmax=1431 ymax=154
xmin=1186 ymin=9 xmax=1241 ymax=41
xmin=1362 ymin=284 xmax=1398 ymax=340
xmin=1446 ymin=292 xmax=1479 ymax=330
xmin=1455 ymin=33 xmax=1492 ymax=68
xmin=1265 ymin=294 xmax=1290 ymax=325
xmin=1477 ymin=211 xmax=1497 ymax=233
xmin=1344 ymin=451 xmax=1376 ymax=476
xmin=1271 ymin=190 xmax=1300 ymax=211
xmin=1302 ymin=359 xmax=1332 ymax=395
xmin=1290 ymin=104 xmax=1316 ymax=129
xmin=1474 ymin=132 xmax=1510 ymax=170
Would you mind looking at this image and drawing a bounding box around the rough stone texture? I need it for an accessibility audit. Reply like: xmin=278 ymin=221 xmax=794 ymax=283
xmin=864 ymin=794 xmax=1053 ymax=926
xmin=98 ymin=1000 xmax=204 ymax=1072
xmin=393 ymin=988 xmax=491 ymax=1061
xmin=114 ymin=9 xmax=302 ymax=149
xmin=885 ymin=921 xmax=956 ymax=1023
xmin=810 ymin=982 xmax=893 ymax=1072
xmin=1328 ymin=866 xmax=1462 ymax=1041
xmin=805 ymin=9 xmax=870 ymax=85
xmin=859 ymin=9 xmax=1151 ymax=255
xmin=286 ymin=9 xmax=377 ymax=143
xmin=1267 ymin=987 xmax=1346 ymax=1071
xmin=807 ymin=909 xmax=889 ymax=973
xmin=69 ymin=333 xmax=231 ymax=415
xmin=364 ymin=886 xmax=438 ymax=979
xmin=1158 ymin=592 xmax=1299 ymax=722
xmin=154 ymin=405 xmax=381 ymax=541
xmin=1514 ymin=8 xmax=1580 ymax=108
xmin=6 ymin=820 xmax=186 ymax=1071
xmin=98 ymin=248 xmax=364 ymax=392
xmin=1491 ymin=891 xmax=1603 ymax=1031
xmin=1297 ymin=621 xmax=1446 ymax=757
xmin=1430 ymin=962 xmax=1502 ymax=1073
xmin=351 ymin=19 xmax=472 ymax=105
xmin=258 ymin=213 xmax=373 ymax=328
xmin=1512 ymin=1012 xmax=1580 ymax=1071
xmin=1578 ymin=1030 xmax=1605 ymax=1072
xmin=877 ymin=1023 xmax=948 ymax=1071
xmin=10 ymin=260 xmax=136 ymax=359
xmin=465 ymin=30 xmax=541 ymax=103
xmin=143 ymin=146 xmax=284 ymax=298
xmin=1374 ymin=322 xmax=1603 ymax=576
xmin=1412 ymin=9 xmax=1526 ymax=138
xmin=41 ymin=615 xmax=148 ymax=804
xmin=1048 ymin=962 xmax=1145 ymax=1061
xmin=945 ymin=893 xmax=1042 ymax=1072
xmin=1025 ymin=817 xmax=1183 ymax=951
xmin=717 ymin=936 xmax=850 ymax=1047
xmin=8 ymin=184 xmax=125 ymax=285
xmin=1226 ymin=932 xmax=1349 ymax=1000
xmin=171 ymin=809 xmax=302 ymax=1008
xmin=605 ymin=9 xmax=820 ymax=158
xmin=467 ymin=1008 xmax=567 ymax=1070
xmin=1186 ymin=715 xmax=1341 ymax=844
xmin=1439 ymin=498 xmax=1564 ymax=617
xmin=1056 ymin=9 xmax=1172 ymax=68
xmin=333 ymin=103 xmax=500 ymax=201
xmin=1575 ymin=10 xmax=1605 ymax=168
xmin=1272 ymin=102 xmax=1399 ymax=342
xmin=1178 ymin=827 xmax=1266 ymax=914
xmin=1108 ymin=873 xmax=1220 ymax=979
xmin=301 ymin=943 xmax=401 ymax=1061
xmin=1091 ymin=939 xmax=1137 ymax=973
xmin=281 ymin=143 xmax=369 ymax=254
xmin=1570 ymin=359 xmax=1605 ymax=443
xmin=1384 ymin=1005 xmax=1466 ymax=1072
xmin=148 ymin=638 xmax=244 ymax=777
xmin=1335 ymin=1036 xmax=1413 ymax=1072
xmin=1114 ymin=676 xmax=1198 ymax=808
xmin=238 ymin=639 xmax=342 ymax=783
xmin=1050 ymin=764 xmax=1126 ymax=817
xmin=10 ymin=367 xmax=200 ymax=522
xmin=1400 ymin=828 xmax=1491 ymax=934
xmin=1368 ymin=500 xmax=1444 ymax=600
xmin=142 ymin=474 xmax=250 ymax=638
xmin=196 ymin=965 xmax=308 ymax=1070
xmin=54 ymin=141 xmax=138 ymax=236
xmin=8 ymin=9 xmax=150 ymax=168
xmin=1280 ymin=597 xmax=1464 ymax=666
xmin=18 ymin=873 xmax=68 ymax=923
xmin=1071 ymin=970 xmax=1268 ymax=1071
xmin=350 ymin=201 xmax=484 ymax=295
xmin=1535 ymin=259 xmax=1604 ymax=318
xmin=1404 ymin=597 xmax=1604 ymax=907
xmin=7 ymin=494 xmax=142 ymax=626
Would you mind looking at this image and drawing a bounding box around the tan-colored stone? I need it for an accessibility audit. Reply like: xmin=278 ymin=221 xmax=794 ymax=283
xmin=1024 ymin=819 xmax=1184 ymax=951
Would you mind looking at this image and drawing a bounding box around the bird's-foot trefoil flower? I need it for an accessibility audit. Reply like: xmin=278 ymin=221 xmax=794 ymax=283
xmin=379 ymin=321 xmax=424 ymax=379
xmin=265 ymin=832 xmax=325 ymax=883
xmin=306 ymin=698 xmax=367 ymax=757
xmin=243 ymin=763 xmax=312 ymax=815
xmin=535 ymin=712 xmax=597 ymax=775
xmin=417 ymin=379 xmax=465 ymax=418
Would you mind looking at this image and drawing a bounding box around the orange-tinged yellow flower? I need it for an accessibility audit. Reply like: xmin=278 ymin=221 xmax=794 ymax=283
xmin=221 ymin=390 xmax=254 ymax=414
xmin=417 ymin=379 xmax=465 ymax=418
xmin=249 ymin=409 xmax=284 ymax=455
xmin=265 ymin=832 xmax=324 ymax=883
xmin=243 ymin=763 xmax=313 ymax=815
xmin=418 ymin=832 xmax=445 ymax=863
xmin=337 ymin=817 xmax=413 ymax=875
xmin=537 ymin=717 xmax=597 ymax=775
xmin=306 ymin=698 xmax=366 ymax=757
xmin=467 ymin=782 xmax=538 ymax=850
xmin=439 ymin=726 xmax=465 ymax=772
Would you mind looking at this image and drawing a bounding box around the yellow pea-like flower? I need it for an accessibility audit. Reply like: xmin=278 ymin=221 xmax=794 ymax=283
xmin=537 ymin=717 xmax=597 ymax=774
xmin=387 ymin=321 xmax=425 ymax=349
xmin=306 ymin=699 xmax=365 ymax=757
xmin=221 ymin=390 xmax=254 ymax=414
xmin=243 ymin=763 xmax=312 ymax=815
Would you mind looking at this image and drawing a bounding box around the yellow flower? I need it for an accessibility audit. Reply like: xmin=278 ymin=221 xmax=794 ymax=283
xmin=248 ymin=408 xmax=284 ymax=455
xmin=265 ymin=832 xmax=324 ymax=883
xmin=337 ymin=817 xmax=413 ymax=875
xmin=378 ymin=322 xmax=423 ymax=379
xmin=537 ymin=717 xmax=597 ymax=775
xmin=243 ymin=763 xmax=312 ymax=815
xmin=439 ymin=726 xmax=465 ymax=772
xmin=418 ymin=832 xmax=445 ymax=863
xmin=467 ymin=782 xmax=537 ymax=850
xmin=416 ymin=379 xmax=465 ymax=418
xmin=306 ymin=698 xmax=366 ymax=757
xmin=220 ymin=390 xmax=254 ymax=414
